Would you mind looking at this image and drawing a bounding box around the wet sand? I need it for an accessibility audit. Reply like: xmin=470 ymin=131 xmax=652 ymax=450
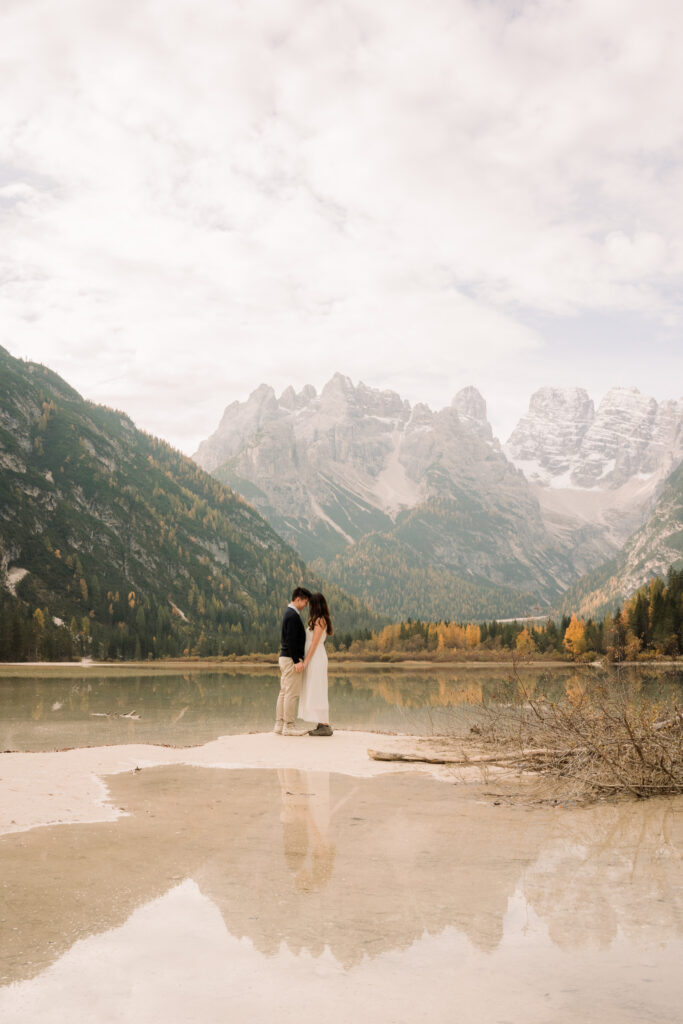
xmin=1 ymin=735 xmax=682 ymax=1023
xmin=0 ymin=732 xmax=453 ymax=834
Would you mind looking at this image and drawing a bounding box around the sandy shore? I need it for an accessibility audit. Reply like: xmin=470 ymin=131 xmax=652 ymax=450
xmin=0 ymin=731 xmax=462 ymax=836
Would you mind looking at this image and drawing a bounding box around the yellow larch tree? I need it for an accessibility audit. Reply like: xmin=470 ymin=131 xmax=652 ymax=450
xmin=563 ymin=614 xmax=587 ymax=659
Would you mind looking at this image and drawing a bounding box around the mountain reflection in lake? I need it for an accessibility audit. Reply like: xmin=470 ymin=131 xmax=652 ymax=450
xmin=1 ymin=664 xmax=682 ymax=752
xmin=1 ymin=767 xmax=681 ymax=1023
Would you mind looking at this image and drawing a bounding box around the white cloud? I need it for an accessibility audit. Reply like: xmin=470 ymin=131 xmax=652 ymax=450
xmin=1 ymin=0 xmax=682 ymax=450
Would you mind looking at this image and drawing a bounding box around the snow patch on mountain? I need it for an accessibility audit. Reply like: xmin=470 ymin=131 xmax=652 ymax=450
xmin=505 ymin=386 xmax=683 ymax=577
xmin=506 ymin=386 xmax=683 ymax=492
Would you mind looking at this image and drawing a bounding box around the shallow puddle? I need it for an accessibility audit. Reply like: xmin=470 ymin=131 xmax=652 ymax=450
xmin=1 ymin=767 xmax=682 ymax=1022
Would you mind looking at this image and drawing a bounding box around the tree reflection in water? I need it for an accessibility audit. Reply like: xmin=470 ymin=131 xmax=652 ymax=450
xmin=2 ymin=665 xmax=681 ymax=752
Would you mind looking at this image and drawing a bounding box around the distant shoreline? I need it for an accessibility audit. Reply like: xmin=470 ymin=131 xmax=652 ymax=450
xmin=0 ymin=657 xmax=681 ymax=675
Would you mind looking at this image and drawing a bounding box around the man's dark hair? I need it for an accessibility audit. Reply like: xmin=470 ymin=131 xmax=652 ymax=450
xmin=291 ymin=586 xmax=312 ymax=602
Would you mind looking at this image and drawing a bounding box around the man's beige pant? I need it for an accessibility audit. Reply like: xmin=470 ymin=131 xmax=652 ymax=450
xmin=276 ymin=657 xmax=302 ymax=727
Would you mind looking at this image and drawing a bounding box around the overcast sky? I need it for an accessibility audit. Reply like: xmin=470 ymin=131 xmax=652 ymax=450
xmin=2 ymin=0 xmax=683 ymax=453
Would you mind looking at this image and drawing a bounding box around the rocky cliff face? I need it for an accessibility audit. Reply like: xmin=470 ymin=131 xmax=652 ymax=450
xmin=195 ymin=377 xmax=683 ymax=618
xmin=195 ymin=374 xmax=507 ymax=536
xmin=505 ymin=386 xmax=683 ymax=569
xmin=195 ymin=375 xmax=572 ymax=613
xmin=507 ymin=386 xmax=683 ymax=490
xmin=505 ymin=387 xmax=596 ymax=485
xmin=196 ymin=374 xmax=416 ymax=560
xmin=451 ymin=386 xmax=493 ymax=442
xmin=561 ymin=460 xmax=683 ymax=618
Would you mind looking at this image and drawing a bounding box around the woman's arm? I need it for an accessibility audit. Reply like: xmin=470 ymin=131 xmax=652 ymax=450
xmin=303 ymin=620 xmax=325 ymax=668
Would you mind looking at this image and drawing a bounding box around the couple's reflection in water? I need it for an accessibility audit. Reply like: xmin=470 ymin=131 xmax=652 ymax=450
xmin=2 ymin=765 xmax=683 ymax=991
xmin=278 ymin=769 xmax=336 ymax=896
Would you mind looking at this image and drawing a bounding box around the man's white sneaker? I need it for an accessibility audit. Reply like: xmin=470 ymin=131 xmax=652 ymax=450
xmin=282 ymin=726 xmax=307 ymax=736
xmin=273 ymin=722 xmax=284 ymax=734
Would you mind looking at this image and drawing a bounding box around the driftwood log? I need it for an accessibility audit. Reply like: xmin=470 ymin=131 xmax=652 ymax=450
xmin=367 ymin=747 xmax=553 ymax=766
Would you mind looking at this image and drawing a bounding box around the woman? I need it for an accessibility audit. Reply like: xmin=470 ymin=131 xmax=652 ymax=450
xmin=298 ymin=592 xmax=333 ymax=737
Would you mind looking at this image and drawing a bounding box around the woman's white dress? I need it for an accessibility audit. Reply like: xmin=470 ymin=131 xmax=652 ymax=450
xmin=298 ymin=626 xmax=329 ymax=723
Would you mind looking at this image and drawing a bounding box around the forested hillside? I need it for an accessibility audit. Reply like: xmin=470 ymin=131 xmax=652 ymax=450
xmin=0 ymin=347 xmax=375 ymax=661
xmin=340 ymin=567 xmax=683 ymax=662
xmin=315 ymin=532 xmax=538 ymax=621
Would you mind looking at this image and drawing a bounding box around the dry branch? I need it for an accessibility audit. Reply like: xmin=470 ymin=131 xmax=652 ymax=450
xmin=367 ymin=747 xmax=554 ymax=766
xmin=435 ymin=664 xmax=683 ymax=800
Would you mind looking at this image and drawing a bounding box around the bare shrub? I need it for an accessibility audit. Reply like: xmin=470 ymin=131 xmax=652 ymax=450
xmin=471 ymin=660 xmax=683 ymax=799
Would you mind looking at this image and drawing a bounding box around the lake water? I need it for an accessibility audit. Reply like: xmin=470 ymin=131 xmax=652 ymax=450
xmin=1 ymin=663 xmax=682 ymax=752
xmin=2 ymin=664 xmax=683 ymax=1023
xmin=2 ymin=765 xmax=682 ymax=1023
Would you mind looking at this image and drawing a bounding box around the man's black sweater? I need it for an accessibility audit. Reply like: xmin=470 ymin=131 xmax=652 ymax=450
xmin=280 ymin=606 xmax=306 ymax=663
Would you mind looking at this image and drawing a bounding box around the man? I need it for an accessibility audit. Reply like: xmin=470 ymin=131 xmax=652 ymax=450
xmin=274 ymin=586 xmax=312 ymax=736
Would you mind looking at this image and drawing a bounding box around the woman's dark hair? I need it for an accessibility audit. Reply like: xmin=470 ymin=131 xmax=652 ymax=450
xmin=291 ymin=586 xmax=312 ymax=602
xmin=308 ymin=592 xmax=333 ymax=635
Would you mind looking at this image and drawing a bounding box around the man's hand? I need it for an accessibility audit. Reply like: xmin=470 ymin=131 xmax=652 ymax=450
xmin=295 ymin=662 xmax=305 ymax=673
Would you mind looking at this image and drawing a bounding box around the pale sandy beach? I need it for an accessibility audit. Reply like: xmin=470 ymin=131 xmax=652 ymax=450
xmin=0 ymin=731 xmax=457 ymax=836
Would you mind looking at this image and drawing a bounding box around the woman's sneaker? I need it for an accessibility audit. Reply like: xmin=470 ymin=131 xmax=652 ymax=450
xmin=308 ymin=724 xmax=333 ymax=737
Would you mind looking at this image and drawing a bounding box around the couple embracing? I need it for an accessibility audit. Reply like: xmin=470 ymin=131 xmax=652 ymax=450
xmin=274 ymin=587 xmax=334 ymax=738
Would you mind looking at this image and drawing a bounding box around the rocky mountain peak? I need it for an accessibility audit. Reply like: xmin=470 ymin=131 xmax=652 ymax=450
xmin=278 ymin=386 xmax=297 ymax=410
xmin=247 ymin=383 xmax=277 ymax=407
xmin=528 ymin=386 xmax=594 ymax=420
xmin=506 ymin=385 xmax=682 ymax=490
xmin=194 ymin=383 xmax=281 ymax=471
xmin=191 ymin=373 xmax=683 ymax=615
xmin=278 ymin=384 xmax=317 ymax=411
xmin=318 ymin=374 xmax=410 ymax=423
xmin=356 ymin=382 xmax=410 ymax=420
xmin=452 ymin=386 xmax=492 ymax=441
xmin=571 ymin=386 xmax=680 ymax=488
xmin=193 ymin=372 xmax=573 ymax=606
xmin=505 ymin=387 xmax=594 ymax=484
xmin=408 ymin=402 xmax=434 ymax=430
xmin=321 ymin=372 xmax=355 ymax=401
xmin=591 ymin=387 xmax=658 ymax=438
